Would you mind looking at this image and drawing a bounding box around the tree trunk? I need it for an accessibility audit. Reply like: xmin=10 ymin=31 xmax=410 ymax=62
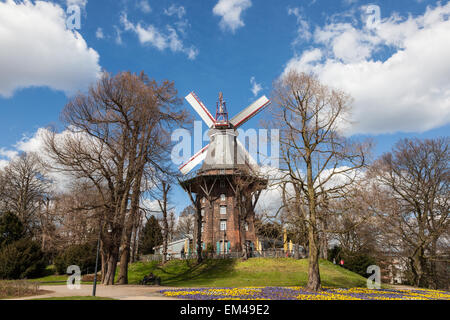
xmin=130 ymin=215 xmax=141 ymax=263
xmin=294 ymin=242 xmax=300 ymax=259
xmin=102 ymin=247 xmax=119 ymax=285
xmin=305 ymin=156 xmax=321 ymax=292
xmin=162 ymin=211 xmax=169 ymax=263
xmin=240 ymin=220 xmax=249 ymax=260
xmin=319 ymin=219 xmax=328 ymax=260
xmin=306 ymin=226 xmax=321 ymax=291
xmin=196 ymin=196 xmax=203 ymax=263
xmin=117 ymin=221 xmax=133 ymax=284
xmin=158 ymin=181 xmax=170 ymax=264
xmin=117 ymin=175 xmax=142 ymax=284
xmin=410 ymin=246 xmax=426 ymax=288
xmin=428 ymin=237 xmax=438 ymax=290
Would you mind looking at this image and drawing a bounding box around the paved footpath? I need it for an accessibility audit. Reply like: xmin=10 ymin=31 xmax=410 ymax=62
xmin=7 ymin=284 xmax=180 ymax=300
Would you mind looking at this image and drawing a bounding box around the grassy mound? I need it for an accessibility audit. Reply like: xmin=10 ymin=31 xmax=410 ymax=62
xmin=125 ymin=258 xmax=368 ymax=288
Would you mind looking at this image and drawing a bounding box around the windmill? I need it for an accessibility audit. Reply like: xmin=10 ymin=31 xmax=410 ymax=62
xmin=179 ymin=91 xmax=270 ymax=259
xmin=179 ymin=91 xmax=271 ymax=175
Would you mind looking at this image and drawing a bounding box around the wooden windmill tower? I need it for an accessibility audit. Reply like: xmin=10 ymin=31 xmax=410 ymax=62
xmin=179 ymin=91 xmax=270 ymax=257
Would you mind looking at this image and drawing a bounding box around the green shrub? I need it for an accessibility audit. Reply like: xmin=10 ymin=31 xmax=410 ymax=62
xmin=0 ymin=238 xmax=46 ymax=279
xmin=54 ymin=242 xmax=98 ymax=275
xmin=0 ymin=212 xmax=25 ymax=248
xmin=343 ymin=254 xmax=377 ymax=278
xmin=328 ymin=245 xmax=377 ymax=278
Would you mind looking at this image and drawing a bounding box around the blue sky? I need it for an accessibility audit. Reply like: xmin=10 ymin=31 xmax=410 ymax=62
xmin=0 ymin=0 xmax=449 ymax=214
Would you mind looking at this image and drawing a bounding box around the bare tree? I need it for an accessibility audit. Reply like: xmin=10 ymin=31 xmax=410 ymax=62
xmin=232 ymin=175 xmax=264 ymax=260
xmin=43 ymin=71 xmax=186 ymax=284
xmin=270 ymin=71 xmax=371 ymax=291
xmin=370 ymin=137 xmax=449 ymax=288
xmin=176 ymin=205 xmax=195 ymax=239
xmin=325 ymin=183 xmax=381 ymax=257
xmin=181 ymin=185 xmax=203 ymax=263
xmin=0 ymin=152 xmax=49 ymax=234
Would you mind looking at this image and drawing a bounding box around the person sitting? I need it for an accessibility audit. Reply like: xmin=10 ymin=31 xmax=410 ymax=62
xmin=140 ymin=272 xmax=161 ymax=285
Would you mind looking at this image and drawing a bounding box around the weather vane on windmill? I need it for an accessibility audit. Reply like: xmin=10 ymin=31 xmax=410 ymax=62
xmin=179 ymin=89 xmax=271 ymax=259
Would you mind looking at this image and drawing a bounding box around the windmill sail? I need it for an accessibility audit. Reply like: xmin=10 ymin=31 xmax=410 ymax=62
xmin=185 ymin=92 xmax=215 ymax=128
xmin=230 ymin=96 xmax=271 ymax=128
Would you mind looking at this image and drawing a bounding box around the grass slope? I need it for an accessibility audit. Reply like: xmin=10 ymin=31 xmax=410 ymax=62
xmin=125 ymin=258 xmax=368 ymax=288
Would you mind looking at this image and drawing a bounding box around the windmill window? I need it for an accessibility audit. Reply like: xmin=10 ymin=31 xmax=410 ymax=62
xmin=220 ymin=194 xmax=226 ymax=201
xmin=244 ymin=222 xmax=249 ymax=231
xmin=220 ymin=206 xmax=227 ymax=215
xmin=201 ymin=222 xmax=205 ymax=233
xmin=201 ymin=209 xmax=205 ymax=217
xmin=202 ymin=197 xmax=206 ymax=204
xmin=220 ymin=220 xmax=227 ymax=231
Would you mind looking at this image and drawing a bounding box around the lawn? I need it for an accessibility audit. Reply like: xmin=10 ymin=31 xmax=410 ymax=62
xmin=27 ymin=265 xmax=93 ymax=285
xmin=124 ymin=258 xmax=368 ymax=288
xmin=27 ymin=274 xmax=93 ymax=285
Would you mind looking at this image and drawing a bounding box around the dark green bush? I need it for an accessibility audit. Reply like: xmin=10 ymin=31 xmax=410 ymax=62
xmin=0 ymin=238 xmax=46 ymax=279
xmin=0 ymin=212 xmax=25 ymax=248
xmin=343 ymin=254 xmax=377 ymax=278
xmin=54 ymin=242 xmax=98 ymax=275
xmin=328 ymin=245 xmax=377 ymax=278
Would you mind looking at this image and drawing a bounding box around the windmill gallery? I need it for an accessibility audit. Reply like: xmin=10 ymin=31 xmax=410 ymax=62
xmin=177 ymin=91 xmax=272 ymax=257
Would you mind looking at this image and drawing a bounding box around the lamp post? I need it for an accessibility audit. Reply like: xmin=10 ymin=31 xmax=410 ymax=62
xmin=92 ymin=222 xmax=112 ymax=296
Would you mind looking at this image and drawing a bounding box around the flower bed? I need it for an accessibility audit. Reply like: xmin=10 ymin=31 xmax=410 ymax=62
xmin=160 ymin=286 xmax=450 ymax=300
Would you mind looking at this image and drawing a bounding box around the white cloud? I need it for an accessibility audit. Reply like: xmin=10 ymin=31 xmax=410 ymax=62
xmin=0 ymin=128 xmax=84 ymax=192
xmin=288 ymin=7 xmax=312 ymax=43
xmin=0 ymin=148 xmax=19 ymax=160
xmin=95 ymin=27 xmax=104 ymax=39
xmin=0 ymin=0 xmax=101 ymax=98
xmin=137 ymin=0 xmax=151 ymax=13
xmin=213 ymin=0 xmax=252 ymax=33
xmin=164 ymin=4 xmax=186 ymax=19
xmin=66 ymin=0 xmax=87 ymax=9
xmin=283 ymin=3 xmax=450 ymax=135
xmin=120 ymin=13 xmax=199 ymax=60
xmin=114 ymin=25 xmax=123 ymax=44
xmin=141 ymin=198 xmax=161 ymax=213
xmin=250 ymin=76 xmax=262 ymax=97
